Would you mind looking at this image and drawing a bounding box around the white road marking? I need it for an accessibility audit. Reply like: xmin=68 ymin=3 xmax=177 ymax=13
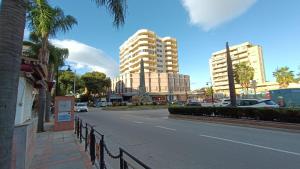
xmin=133 ymin=121 xmax=144 ymax=124
xmin=199 ymin=134 xmax=300 ymax=156
xmin=156 ymin=125 xmax=176 ymax=131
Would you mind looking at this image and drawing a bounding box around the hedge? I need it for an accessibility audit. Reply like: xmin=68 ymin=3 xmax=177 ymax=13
xmin=168 ymin=106 xmax=300 ymax=123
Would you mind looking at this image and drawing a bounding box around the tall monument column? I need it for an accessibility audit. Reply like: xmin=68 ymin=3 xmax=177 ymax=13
xmin=139 ymin=59 xmax=146 ymax=95
xmin=138 ymin=59 xmax=152 ymax=103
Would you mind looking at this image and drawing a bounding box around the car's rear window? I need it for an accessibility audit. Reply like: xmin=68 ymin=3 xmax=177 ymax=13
xmin=76 ymin=103 xmax=86 ymax=106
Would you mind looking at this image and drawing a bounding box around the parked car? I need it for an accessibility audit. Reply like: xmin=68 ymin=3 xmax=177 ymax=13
xmin=219 ymin=98 xmax=231 ymax=107
xmin=74 ymin=102 xmax=88 ymax=112
xmin=186 ymin=101 xmax=201 ymax=106
xmin=238 ymin=99 xmax=279 ymax=108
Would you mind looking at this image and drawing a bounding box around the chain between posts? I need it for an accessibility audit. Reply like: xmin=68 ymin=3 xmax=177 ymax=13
xmin=103 ymin=142 xmax=121 ymax=159
xmin=75 ymin=116 xmax=151 ymax=169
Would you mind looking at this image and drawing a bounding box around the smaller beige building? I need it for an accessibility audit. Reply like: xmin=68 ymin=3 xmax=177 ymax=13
xmin=210 ymin=42 xmax=266 ymax=94
xmin=111 ymin=72 xmax=190 ymax=102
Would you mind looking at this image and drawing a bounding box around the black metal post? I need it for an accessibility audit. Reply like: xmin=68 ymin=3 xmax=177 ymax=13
xmin=85 ymin=123 xmax=88 ymax=151
xmin=77 ymin=118 xmax=80 ymax=138
xmin=74 ymin=117 xmax=77 ymax=134
xmin=100 ymin=135 xmax=105 ymax=169
xmin=80 ymin=120 xmax=82 ymax=143
xmin=124 ymin=161 xmax=128 ymax=169
xmin=120 ymin=148 xmax=124 ymax=169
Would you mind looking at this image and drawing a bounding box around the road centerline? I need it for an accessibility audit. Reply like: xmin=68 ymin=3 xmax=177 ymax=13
xmin=133 ymin=121 xmax=144 ymax=124
xmin=199 ymin=134 xmax=300 ymax=156
xmin=155 ymin=125 xmax=176 ymax=131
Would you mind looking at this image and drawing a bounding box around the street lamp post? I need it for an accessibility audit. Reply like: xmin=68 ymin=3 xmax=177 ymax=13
xmin=206 ymin=82 xmax=214 ymax=106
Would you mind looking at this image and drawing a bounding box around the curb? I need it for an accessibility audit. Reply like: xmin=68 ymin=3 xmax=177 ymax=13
xmin=169 ymin=114 xmax=300 ymax=133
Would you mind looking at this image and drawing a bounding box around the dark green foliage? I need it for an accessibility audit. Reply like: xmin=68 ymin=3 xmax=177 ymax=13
xmin=168 ymin=107 xmax=300 ymax=123
xmin=81 ymin=71 xmax=111 ymax=95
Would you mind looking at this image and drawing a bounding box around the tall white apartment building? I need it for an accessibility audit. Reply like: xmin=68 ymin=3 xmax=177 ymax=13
xmin=119 ymin=29 xmax=179 ymax=74
xmin=209 ymin=42 xmax=266 ymax=94
xmin=111 ymin=29 xmax=190 ymax=102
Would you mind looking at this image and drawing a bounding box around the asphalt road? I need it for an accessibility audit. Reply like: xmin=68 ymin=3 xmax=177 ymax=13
xmin=77 ymin=108 xmax=300 ymax=169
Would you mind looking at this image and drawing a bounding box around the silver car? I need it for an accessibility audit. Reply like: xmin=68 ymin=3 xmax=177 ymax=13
xmin=238 ymin=99 xmax=279 ymax=108
xmin=74 ymin=102 xmax=88 ymax=112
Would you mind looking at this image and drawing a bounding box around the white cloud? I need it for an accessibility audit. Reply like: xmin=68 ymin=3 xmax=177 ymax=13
xmin=182 ymin=0 xmax=257 ymax=31
xmin=51 ymin=39 xmax=119 ymax=77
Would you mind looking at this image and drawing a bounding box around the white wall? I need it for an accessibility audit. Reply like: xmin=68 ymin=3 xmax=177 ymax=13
xmin=15 ymin=77 xmax=36 ymax=125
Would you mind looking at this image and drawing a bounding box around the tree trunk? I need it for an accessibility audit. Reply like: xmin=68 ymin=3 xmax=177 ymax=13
xmin=37 ymin=87 xmax=46 ymax=132
xmin=45 ymin=91 xmax=51 ymax=122
xmin=37 ymin=37 xmax=49 ymax=130
xmin=0 ymin=1 xmax=26 ymax=169
xmin=226 ymin=42 xmax=237 ymax=107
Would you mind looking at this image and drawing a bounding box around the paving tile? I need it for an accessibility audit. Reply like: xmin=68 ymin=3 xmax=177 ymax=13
xmin=48 ymin=159 xmax=85 ymax=169
xmin=30 ymin=123 xmax=93 ymax=169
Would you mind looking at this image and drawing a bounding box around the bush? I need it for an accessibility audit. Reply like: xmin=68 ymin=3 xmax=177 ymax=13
xmin=168 ymin=107 xmax=300 ymax=123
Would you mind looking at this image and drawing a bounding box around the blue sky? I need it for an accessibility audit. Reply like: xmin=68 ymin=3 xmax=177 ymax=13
xmin=40 ymin=0 xmax=300 ymax=89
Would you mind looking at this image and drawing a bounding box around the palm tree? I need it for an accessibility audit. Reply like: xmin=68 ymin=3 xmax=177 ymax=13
xmin=233 ymin=62 xmax=255 ymax=95
xmin=23 ymin=38 xmax=69 ymax=122
xmin=273 ymin=66 xmax=295 ymax=88
xmin=0 ymin=1 xmax=27 ymax=168
xmin=28 ymin=1 xmax=77 ymax=132
xmin=0 ymin=0 xmax=126 ymax=167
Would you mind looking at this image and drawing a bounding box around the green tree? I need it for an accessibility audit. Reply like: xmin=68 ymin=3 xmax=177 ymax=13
xmin=233 ymin=62 xmax=255 ymax=94
xmin=273 ymin=66 xmax=295 ymax=88
xmin=204 ymin=87 xmax=213 ymax=97
xmin=0 ymin=0 xmax=126 ymax=167
xmin=58 ymin=71 xmax=84 ymax=95
xmin=81 ymin=72 xmax=111 ymax=97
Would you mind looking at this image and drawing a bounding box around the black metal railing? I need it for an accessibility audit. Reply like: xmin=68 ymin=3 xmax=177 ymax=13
xmin=74 ymin=116 xmax=151 ymax=169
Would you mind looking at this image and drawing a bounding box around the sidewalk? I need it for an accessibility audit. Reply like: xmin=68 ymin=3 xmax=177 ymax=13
xmin=30 ymin=122 xmax=93 ymax=169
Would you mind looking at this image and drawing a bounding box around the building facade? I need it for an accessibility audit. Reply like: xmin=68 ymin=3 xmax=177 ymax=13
xmin=209 ymin=42 xmax=266 ymax=94
xmin=111 ymin=29 xmax=190 ymax=102
xmin=112 ymin=72 xmax=190 ymax=102
xmin=119 ymin=29 xmax=179 ymax=74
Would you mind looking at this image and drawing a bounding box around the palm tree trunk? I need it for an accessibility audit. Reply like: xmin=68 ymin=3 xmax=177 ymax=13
xmin=0 ymin=0 xmax=26 ymax=168
xmin=45 ymin=91 xmax=51 ymax=122
xmin=226 ymin=42 xmax=237 ymax=107
xmin=37 ymin=87 xmax=46 ymax=132
xmin=37 ymin=37 xmax=49 ymax=130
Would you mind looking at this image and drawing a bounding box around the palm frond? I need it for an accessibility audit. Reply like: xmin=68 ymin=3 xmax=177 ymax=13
xmin=92 ymin=0 xmax=127 ymax=28
xmin=50 ymin=7 xmax=78 ymax=37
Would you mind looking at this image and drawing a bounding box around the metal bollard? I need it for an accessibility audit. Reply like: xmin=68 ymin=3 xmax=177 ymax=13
xmin=120 ymin=148 xmax=124 ymax=169
xmin=80 ymin=120 xmax=83 ymax=143
xmin=85 ymin=123 xmax=88 ymax=151
xmin=74 ymin=117 xmax=77 ymax=134
xmin=100 ymin=135 xmax=105 ymax=169
xmin=89 ymin=128 xmax=96 ymax=165
xmin=77 ymin=118 xmax=80 ymax=138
